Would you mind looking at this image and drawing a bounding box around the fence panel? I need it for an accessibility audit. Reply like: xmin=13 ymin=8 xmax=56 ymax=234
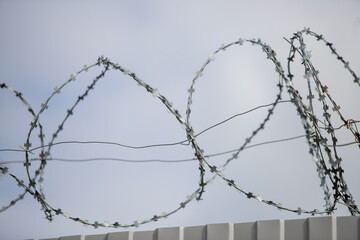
xmin=34 ymin=216 xmax=360 ymax=240
xmin=183 ymin=225 xmax=205 ymax=240
xmin=257 ymin=220 xmax=284 ymax=240
xmin=58 ymin=236 xmax=83 ymax=240
xmin=308 ymin=216 xmax=334 ymax=240
xmin=206 ymin=223 xmax=233 ymax=240
xmin=284 ymin=218 xmax=308 ymax=240
xmin=156 ymin=227 xmax=182 ymax=240
xmin=234 ymin=222 xmax=256 ymax=240
xmin=336 ymin=216 xmax=359 ymax=240
xmin=133 ymin=231 xmax=153 ymax=240
xmin=107 ymin=231 xmax=133 ymax=240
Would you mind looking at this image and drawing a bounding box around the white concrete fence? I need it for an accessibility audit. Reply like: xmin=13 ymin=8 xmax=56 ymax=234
xmin=32 ymin=216 xmax=359 ymax=240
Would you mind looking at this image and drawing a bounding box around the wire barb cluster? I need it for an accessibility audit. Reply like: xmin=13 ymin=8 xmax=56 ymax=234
xmin=0 ymin=28 xmax=359 ymax=228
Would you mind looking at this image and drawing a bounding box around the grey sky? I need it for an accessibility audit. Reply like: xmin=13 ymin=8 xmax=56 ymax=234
xmin=0 ymin=1 xmax=359 ymax=239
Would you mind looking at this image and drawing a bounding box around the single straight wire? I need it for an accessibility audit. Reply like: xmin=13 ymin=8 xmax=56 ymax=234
xmin=194 ymin=100 xmax=296 ymax=137
xmin=0 ymin=149 xmax=25 ymax=152
xmin=29 ymin=139 xmax=189 ymax=151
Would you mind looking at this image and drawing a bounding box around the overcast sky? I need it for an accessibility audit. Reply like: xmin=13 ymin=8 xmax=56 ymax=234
xmin=0 ymin=1 xmax=359 ymax=240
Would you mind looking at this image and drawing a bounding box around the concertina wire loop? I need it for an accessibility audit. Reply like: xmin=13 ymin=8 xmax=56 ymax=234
xmin=0 ymin=27 xmax=359 ymax=228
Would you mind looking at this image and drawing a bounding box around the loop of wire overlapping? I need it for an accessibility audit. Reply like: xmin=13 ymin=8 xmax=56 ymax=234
xmin=0 ymin=28 xmax=359 ymax=228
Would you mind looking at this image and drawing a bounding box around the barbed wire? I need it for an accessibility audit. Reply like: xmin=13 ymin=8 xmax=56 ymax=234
xmin=0 ymin=27 xmax=359 ymax=229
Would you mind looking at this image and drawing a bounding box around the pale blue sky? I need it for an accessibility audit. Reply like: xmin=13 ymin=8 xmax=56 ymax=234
xmin=0 ymin=1 xmax=359 ymax=239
